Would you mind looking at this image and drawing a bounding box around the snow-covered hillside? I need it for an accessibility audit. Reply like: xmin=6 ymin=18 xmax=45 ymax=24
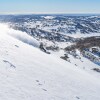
xmin=0 ymin=23 xmax=100 ymax=100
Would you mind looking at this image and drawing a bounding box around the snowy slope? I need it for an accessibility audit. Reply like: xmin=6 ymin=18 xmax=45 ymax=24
xmin=0 ymin=23 xmax=100 ymax=100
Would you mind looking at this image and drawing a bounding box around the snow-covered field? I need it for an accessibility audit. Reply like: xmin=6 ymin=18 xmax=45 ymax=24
xmin=0 ymin=23 xmax=100 ymax=100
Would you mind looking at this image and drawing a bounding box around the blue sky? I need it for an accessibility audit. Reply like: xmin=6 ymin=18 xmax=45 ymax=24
xmin=0 ymin=0 xmax=100 ymax=14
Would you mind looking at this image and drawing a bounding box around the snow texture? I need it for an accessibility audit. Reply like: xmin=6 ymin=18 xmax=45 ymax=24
xmin=0 ymin=23 xmax=40 ymax=48
xmin=0 ymin=23 xmax=100 ymax=100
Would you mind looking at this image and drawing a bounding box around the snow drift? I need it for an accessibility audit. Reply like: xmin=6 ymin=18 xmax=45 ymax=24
xmin=0 ymin=23 xmax=40 ymax=48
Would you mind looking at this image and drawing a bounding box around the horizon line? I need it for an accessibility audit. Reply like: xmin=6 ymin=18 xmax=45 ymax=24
xmin=0 ymin=12 xmax=100 ymax=15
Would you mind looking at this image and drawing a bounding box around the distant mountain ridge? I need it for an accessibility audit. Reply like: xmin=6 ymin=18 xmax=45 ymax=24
xmin=0 ymin=14 xmax=100 ymax=34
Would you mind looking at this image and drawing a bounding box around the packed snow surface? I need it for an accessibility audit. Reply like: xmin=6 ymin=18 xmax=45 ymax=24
xmin=0 ymin=23 xmax=100 ymax=100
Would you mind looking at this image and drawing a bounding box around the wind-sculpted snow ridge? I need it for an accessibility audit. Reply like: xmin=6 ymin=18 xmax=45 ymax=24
xmin=0 ymin=23 xmax=40 ymax=48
